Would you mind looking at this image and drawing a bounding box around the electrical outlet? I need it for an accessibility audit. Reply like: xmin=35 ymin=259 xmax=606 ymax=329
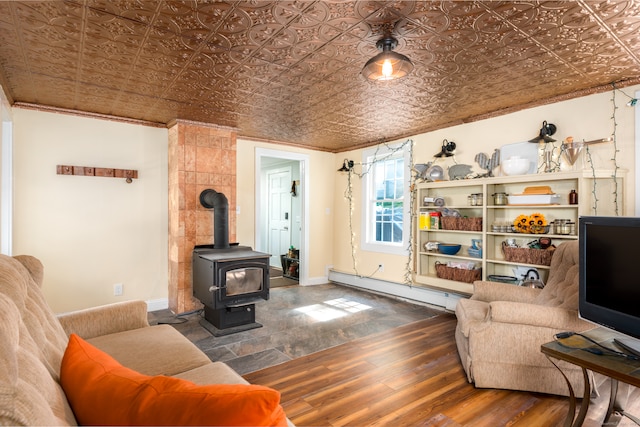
xmin=113 ymin=283 xmax=123 ymax=296
xmin=378 ymin=263 xmax=384 ymax=272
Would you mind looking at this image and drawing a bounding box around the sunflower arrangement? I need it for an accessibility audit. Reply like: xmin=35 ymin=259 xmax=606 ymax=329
xmin=513 ymin=213 xmax=548 ymax=234
xmin=514 ymin=214 xmax=530 ymax=233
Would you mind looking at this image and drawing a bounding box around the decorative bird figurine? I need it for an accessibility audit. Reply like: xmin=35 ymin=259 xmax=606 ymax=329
xmin=413 ymin=162 xmax=432 ymax=181
xmin=474 ymin=149 xmax=500 ymax=177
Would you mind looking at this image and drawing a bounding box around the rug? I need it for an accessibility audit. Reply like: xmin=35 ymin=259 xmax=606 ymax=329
xmin=269 ymin=267 xmax=298 ymax=288
xmin=269 ymin=266 xmax=283 ymax=278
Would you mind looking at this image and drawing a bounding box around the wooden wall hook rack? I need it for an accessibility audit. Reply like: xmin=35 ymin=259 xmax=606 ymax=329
xmin=57 ymin=165 xmax=138 ymax=182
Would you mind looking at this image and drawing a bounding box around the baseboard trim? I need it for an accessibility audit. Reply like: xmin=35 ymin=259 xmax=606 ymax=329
xmin=303 ymin=275 xmax=330 ymax=286
xmin=142 ymin=273 xmax=453 ymax=312
xmin=327 ymin=270 xmax=463 ymax=312
xmin=146 ymin=298 xmax=168 ymax=312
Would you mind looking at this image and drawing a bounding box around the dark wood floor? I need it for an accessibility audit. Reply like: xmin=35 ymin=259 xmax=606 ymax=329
xmin=245 ymin=314 xmax=640 ymax=427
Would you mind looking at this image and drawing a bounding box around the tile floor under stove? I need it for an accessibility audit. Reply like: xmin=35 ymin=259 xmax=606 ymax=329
xmin=148 ymin=283 xmax=442 ymax=375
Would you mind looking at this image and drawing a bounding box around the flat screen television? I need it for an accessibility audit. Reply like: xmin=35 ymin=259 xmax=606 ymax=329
xmin=579 ymin=216 xmax=640 ymax=341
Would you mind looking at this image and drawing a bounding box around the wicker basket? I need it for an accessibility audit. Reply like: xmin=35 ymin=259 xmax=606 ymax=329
xmin=502 ymin=246 xmax=555 ymax=266
xmin=435 ymin=263 xmax=482 ymax=283
xmin=441 ymin=217 xmax=482 ymax=231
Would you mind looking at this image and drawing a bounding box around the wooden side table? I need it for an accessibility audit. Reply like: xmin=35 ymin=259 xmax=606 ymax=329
xmin=541 ymin=327 xmax=640 ymax=427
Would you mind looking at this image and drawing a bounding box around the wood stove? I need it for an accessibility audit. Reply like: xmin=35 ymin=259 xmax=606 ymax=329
xmin=193 ymin=245 xmax=269 ymax=333
xmin=192 ymin=189 xmax=270 ymax=336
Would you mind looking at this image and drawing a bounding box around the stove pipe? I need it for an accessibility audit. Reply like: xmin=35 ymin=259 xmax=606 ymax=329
xmin=199 ymin=189 xmax=230 ymax=249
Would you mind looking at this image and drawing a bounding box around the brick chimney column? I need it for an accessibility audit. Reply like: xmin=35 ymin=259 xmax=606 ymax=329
xmin=167 ymin=120 xmax=237 ymax=314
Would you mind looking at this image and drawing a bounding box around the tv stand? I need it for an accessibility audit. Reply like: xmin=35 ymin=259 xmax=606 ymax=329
xmin=541 ymin=327 xmax=640 ymax=427
xmin=614 ymin=338 xmax=640 ymax=358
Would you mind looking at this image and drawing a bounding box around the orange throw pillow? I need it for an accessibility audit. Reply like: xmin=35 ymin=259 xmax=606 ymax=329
xmin=60 ymin=334 xmax=287 ymax=426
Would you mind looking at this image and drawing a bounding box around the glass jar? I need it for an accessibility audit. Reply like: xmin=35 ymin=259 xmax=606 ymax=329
xmin=554 ymin=219 xmax=572 ymax=235
xmin=569 ymin=189 xmax=578 ymax=205
xmin=470 ymin=193 xmax=483 ymax=206
xmin=429 ymin=211 xmax=441 ymax=229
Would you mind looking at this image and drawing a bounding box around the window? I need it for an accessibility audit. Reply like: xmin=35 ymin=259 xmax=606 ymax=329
xmin=361 ymin=144 xmax=410 ymax=255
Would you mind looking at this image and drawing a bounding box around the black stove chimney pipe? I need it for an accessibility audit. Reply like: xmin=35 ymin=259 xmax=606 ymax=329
xmin=199 ymin=189 xmax=230 ymax=249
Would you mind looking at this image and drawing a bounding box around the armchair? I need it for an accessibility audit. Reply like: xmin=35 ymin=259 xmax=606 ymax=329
xmin=454 ymin=240 xmax=594 ymax=396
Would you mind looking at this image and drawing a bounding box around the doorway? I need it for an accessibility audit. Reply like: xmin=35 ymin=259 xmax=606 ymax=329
xmin=255 ymin=148 xmax=309 ymax=285
xmin=266 ymin=165 xmax=294 ymax=266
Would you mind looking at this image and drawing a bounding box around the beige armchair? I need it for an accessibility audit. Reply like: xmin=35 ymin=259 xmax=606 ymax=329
xmin=454 ymin=240 xmax=595 ymax=396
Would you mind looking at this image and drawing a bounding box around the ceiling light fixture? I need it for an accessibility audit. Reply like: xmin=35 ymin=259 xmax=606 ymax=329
xmin=361 ymin=36 xmax=413 ymax=81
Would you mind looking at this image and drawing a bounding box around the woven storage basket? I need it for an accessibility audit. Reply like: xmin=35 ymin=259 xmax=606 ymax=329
xmin=435 ymin=263 xmax=482 ymax=283
xmin=502 ymin=246 xmax=555 ymax=266
xmin=440 ymin=217 xmax=482 ymax=231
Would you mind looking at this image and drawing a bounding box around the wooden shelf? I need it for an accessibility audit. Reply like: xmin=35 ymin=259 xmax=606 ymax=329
xmin=414 ymin=170 xmax=624 ymax=293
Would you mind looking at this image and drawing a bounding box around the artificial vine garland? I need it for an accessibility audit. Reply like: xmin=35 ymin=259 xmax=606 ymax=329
xmin=342 ymin=139 xmax=415 ymax=285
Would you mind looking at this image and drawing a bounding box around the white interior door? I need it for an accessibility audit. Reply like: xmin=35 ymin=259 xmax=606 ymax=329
xmin=255 ymin=148 xmax=309 ymax=285
xmin=268 ymin=168 xmax=292 ymax=268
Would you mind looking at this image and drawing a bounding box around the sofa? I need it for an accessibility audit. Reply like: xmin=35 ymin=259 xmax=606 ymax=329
xmin=0 ymin=254 xmax=289 ymax=426
xmin=455 ymin=241 xmax=594 ymax=396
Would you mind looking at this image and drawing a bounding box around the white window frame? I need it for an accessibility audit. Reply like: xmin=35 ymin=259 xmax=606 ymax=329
xmin=360 ymin=143 xmax=410 ymax=255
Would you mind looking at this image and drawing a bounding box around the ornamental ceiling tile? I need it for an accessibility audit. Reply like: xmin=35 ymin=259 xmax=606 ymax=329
xmin=1 ymin=0 xmax=639 ymax=152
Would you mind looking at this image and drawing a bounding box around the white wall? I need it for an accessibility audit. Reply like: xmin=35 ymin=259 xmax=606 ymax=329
xmin=332 ymin=85 xmax=640 ymax=288
xmin=0 ymin=87 xmax=12 ymax=255
xmin=9 ymin=84 xmax=638 ymax=312
xmin=13 ymin=108 xmax=168 ymax=313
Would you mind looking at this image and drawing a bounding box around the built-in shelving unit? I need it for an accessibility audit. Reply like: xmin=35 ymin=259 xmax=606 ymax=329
xmin=414 ymin=170 xmax=624 ymax=295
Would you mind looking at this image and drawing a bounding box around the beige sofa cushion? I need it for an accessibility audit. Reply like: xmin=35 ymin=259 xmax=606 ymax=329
xmin=0 ymin=256 xmax=77 ymax=426
xmin=1 ymin=251 xmax=280 ymax=426
xmin=87 ymin=324 xmax=212 ymax=376
xmin=533 ymin=242 xmax=580 ymax=309
xmin=57 ymin=300 xmax=150 ymax=339
xmin=454 ymin=241 xmax=593 ymax=396
xmin=174 ymin=362 xmax=250 ymax=385
xmin=454 ymin=298 xmax=489 ymax=337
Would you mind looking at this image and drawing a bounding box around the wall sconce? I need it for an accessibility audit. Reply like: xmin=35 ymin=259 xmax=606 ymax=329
xmin=338 ymin=159 xmax=354 ymax=172
xmin=528 ymin=120 xmax=557 ymax=143
xmin=361 ymin=36 xmax=413 ymax=81
xmin=434 ymin=139 xmax=456 ymax=158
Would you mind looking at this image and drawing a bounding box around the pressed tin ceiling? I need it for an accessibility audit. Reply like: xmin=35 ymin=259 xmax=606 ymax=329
xmin=1 ymin=1 xmax=640 ymax=153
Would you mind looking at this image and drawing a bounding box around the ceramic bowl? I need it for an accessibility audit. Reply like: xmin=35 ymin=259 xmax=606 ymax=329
xmin=424 ymin=241 xmax=440 ymax=252
xmin=502 ymin=156 xmax=530 ymax=175
xmin=438 ymin=243 xmax=461 ymax=255
xmin=426 ymin=165 xmax=444 ymax=181
xmin=467 ymin=247 xmax=482 ymax=258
